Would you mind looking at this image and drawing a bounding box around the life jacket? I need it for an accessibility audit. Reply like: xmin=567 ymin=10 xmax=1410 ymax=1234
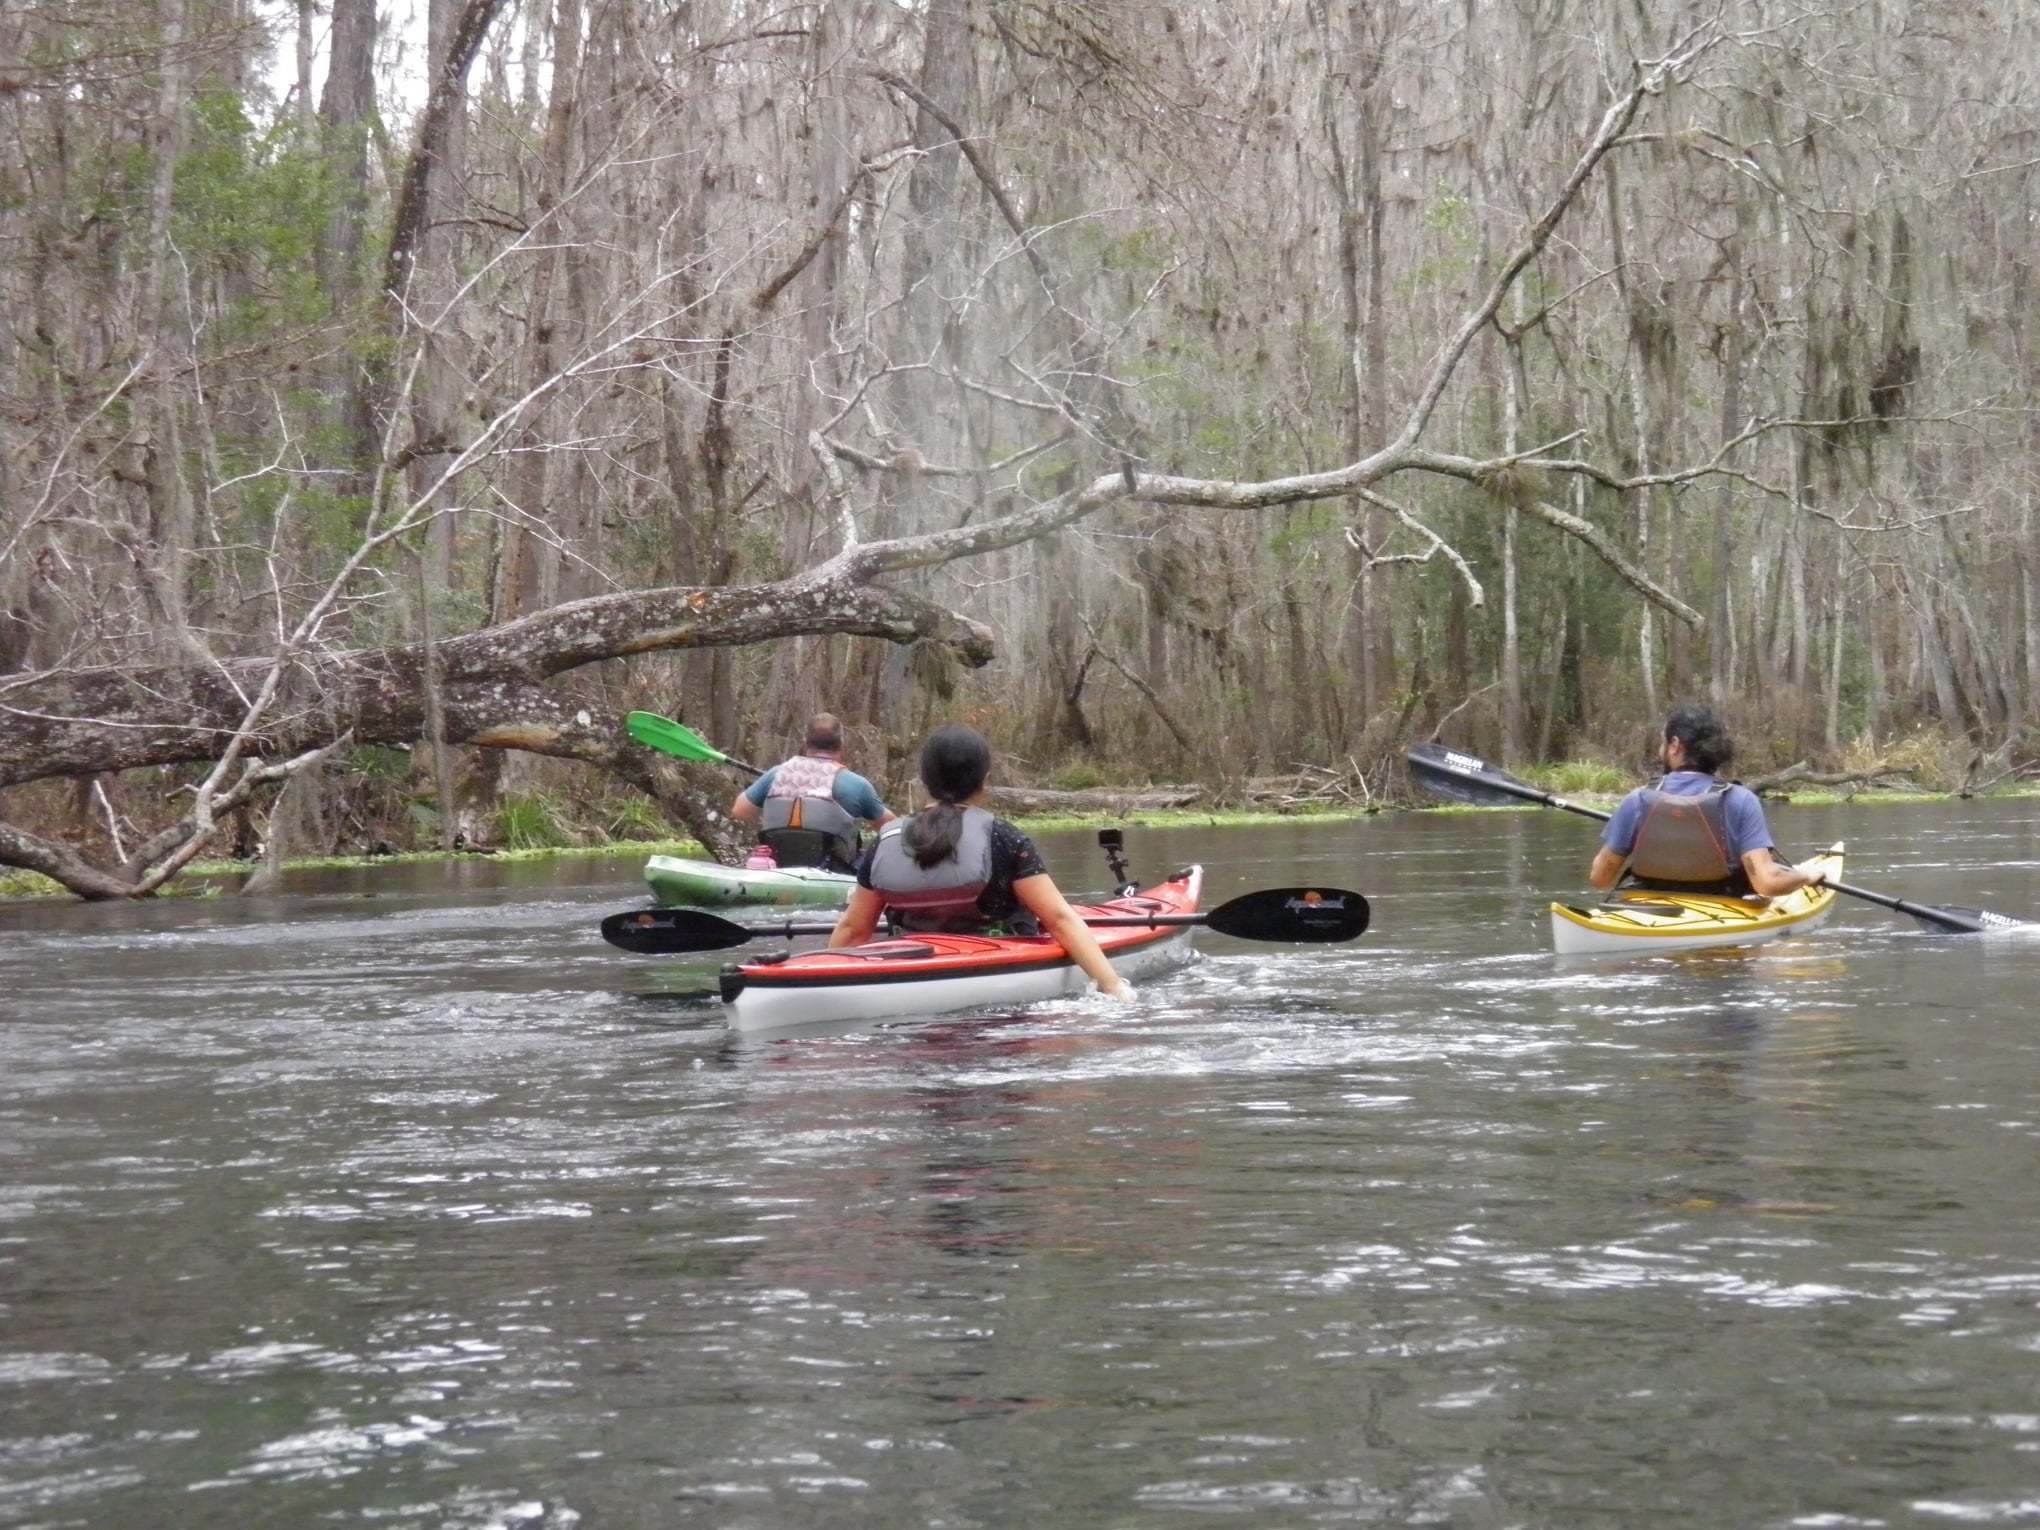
xmin=865 ymin=807 xmax=995 ymax=931
xmin=1625 ymin=778 xmax=1747 ymax=891
xmin=757 ymin=754 xmax=860 ymax=870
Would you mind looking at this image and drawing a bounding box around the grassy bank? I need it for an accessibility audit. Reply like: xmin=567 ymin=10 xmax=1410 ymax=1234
xmin=0 ymin=837 xmax=713 ymax=903
xmin=9 ymin=776 xmax=2036 ymax=902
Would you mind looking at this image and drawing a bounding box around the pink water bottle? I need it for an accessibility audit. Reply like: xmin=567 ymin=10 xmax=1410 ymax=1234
xmin=743 ymin=844 xmax=777 ymax=870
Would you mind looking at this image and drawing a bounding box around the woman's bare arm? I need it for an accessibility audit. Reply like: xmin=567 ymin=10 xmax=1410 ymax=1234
xmin=828 ymin=886 xmax=884 ymax=948
xmin=1014 ymin=874 xmax=1132 ymax=999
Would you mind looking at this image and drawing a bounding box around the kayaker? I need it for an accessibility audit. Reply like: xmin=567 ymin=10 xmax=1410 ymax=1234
xmin=1588 ymin=703 xmax=1829 ymax=898
xmin=730 ymin=713 xmax=895 ymax=872
xmin=828 ymin=724 xmax=1136 ymax=1002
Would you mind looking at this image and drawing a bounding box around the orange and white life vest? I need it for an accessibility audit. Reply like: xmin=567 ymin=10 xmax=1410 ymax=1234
xmin=758 ymin=754 xmax=860 ymax=869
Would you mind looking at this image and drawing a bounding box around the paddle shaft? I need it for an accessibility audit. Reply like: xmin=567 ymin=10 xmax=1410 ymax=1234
xmin=1477 ymin=777 xmax=1611 ymax=825
xmin=602 ymin=883 xmax=1369 ymax=953
xmin=1409 ymin=744 xmax=2002 ymax=935
xmin=713 ymin=912 xmax=1219 ymax=939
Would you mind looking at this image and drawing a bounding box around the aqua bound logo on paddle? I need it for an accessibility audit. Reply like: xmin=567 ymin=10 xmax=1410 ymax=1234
xmin=1445 ymin=750 xmax=1484 ymax=773
xmin=1285 ymin=891 xmax=1347 ymax=919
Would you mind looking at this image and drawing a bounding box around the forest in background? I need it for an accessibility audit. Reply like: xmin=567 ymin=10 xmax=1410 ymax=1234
xmin=3 ymin=0 xmax=2038 ymax=895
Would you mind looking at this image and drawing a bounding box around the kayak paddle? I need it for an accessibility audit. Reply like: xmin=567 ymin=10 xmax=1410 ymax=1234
xmin=625 ymin=711 xmax=765 ymax=776
xmin=1406 ymin=741 xmax=2032 ymax=936
xmin=601 ymin=885 xmax=1371 ymax=955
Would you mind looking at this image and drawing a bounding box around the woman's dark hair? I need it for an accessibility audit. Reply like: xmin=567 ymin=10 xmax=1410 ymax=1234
xmin=1664 ymin=702 xmax=1735 ymax=775
xmin=903 ymin=724 xmax=992 ymax=868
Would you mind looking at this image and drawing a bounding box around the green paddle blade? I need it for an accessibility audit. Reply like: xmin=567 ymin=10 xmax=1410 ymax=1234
xmin=625 ymin=712 xmax=764 ymax=775
xmin=1203 ymin=886 xmax=1369 ymax=942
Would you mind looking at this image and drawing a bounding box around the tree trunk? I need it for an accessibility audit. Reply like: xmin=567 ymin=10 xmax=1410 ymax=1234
xmin=1824 ymin=538 xmax=1848 ymax=750
xmin=295 ymin=0 xmax=316 ymax=137
xmin=1499 ymin=325 xmax=1527 ymax=763
xmin=319 ymin=0 xmax=378 ymax=304
xmin=1710 ymin=207 xmax=1748 ymax=701
xmin=2024 ymin=495 xmax=2040 ymax=729
xmin=492 ymin=0 xmax=581 ymax=627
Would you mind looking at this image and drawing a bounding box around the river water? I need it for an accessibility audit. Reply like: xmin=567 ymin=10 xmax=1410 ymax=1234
xmin=3 ymin=802 xmax=2039 ymax=1527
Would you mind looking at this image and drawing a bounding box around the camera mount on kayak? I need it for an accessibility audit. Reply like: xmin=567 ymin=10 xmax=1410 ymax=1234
xmin=1098 ymin=827 xmax=1135 ymax=895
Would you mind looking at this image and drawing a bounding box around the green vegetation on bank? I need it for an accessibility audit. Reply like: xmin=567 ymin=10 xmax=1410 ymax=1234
xmin=7 ymin=768 xmax=2035 ymax=903
xmin=263 ymin=836 xmax=711 ymax=874
xmin=0 ymin=838 xmax=713 ymax=903
xmin=0 ymin=869 xmax=65 ymax=900
xmin=1000 ymin=804 xmax=1381 ymax=834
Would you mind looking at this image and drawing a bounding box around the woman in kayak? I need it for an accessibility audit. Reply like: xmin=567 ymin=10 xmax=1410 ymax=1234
xmin=1588 ymin=703 xmax=1829 ymax=898
xmin=827 ymin=724 xmax=1135 ymax=1001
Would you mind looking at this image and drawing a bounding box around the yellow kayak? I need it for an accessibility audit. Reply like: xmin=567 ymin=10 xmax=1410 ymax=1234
xmin=1550 ymin=844 xmax=1845 ymax=955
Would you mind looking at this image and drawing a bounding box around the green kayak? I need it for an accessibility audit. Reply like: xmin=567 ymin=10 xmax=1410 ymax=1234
xmin=643 ymin=854 xmax=856 ymax=910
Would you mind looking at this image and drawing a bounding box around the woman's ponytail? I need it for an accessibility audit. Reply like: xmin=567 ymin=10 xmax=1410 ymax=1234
xmin=904 ymin=802 xmax=964 ymax=868
xmin=902 ymin=724 xmax=993 ymax=867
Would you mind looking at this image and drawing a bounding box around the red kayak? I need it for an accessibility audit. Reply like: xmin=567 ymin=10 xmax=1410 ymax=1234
xmin=718 ymin=867 xmax=1204 ymax=1031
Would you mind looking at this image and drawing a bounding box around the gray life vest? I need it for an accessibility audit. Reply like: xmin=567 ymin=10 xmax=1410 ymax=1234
xmin=1627 ymin=780 xmax=1739 ymax=887
xmin=865 ymin=806 xmax=995 ymax=931
xmin=757 ymin=754 xmax=860 ymax=869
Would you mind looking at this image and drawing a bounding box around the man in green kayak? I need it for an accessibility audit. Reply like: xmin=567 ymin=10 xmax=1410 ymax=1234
xmin=1588 ymin=704 xmax=1830 ymax=898
xmin=729 ymin=713 xmax=894 ymax=872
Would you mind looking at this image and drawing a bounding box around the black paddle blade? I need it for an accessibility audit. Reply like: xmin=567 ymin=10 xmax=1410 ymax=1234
xmin=1898 ymin=903 xmax=2031 ymax=935
xmin=1204 ymin=886 xmax=1370 ymax=943
xmin=1406 ymin=742 xmax=1611 ymax=825
xmin=600 ymin=906 xmax=835 ymax=954
xmin=1406 ymin=742 xmax=1532 ymax=807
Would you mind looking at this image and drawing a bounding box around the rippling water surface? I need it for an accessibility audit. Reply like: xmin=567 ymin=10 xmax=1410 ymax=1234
xmin=4 ymin=803 xmax=2040 ymax=1526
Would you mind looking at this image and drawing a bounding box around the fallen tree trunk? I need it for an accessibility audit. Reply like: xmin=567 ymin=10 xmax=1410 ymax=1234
xmin=0 ymin=579 xmax=991 ymax=787
xmin=1743 ymin=761 xmax=1922 ymax=795
xmin=988 ymin=785 xmax=1206 ymax=814
xmin=0 ymin=579 xmax=990 ymax=897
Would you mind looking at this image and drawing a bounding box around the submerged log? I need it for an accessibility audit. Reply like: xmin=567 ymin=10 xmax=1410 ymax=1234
xmin=988 ymin=785 xmax=1206 ymax=815
xmin=1743 ymin=761 xmax=1922 ymax=796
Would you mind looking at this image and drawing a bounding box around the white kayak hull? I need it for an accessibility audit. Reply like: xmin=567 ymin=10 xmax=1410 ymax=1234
xmin=724 ymin=927 xmax=1195 ymax=1031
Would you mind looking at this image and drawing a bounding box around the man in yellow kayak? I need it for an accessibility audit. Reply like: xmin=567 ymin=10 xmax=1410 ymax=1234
xmin=1588 ymin=704 xmax=1830 ymax=898
xmin=729 ymin=713 xmax=895 ymax=873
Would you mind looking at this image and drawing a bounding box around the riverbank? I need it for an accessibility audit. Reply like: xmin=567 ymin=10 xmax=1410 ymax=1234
xmin=0 ymin=837 xmax=715 ymax=902
xmin=8 ymin=783 xmax=2037 ymax=902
